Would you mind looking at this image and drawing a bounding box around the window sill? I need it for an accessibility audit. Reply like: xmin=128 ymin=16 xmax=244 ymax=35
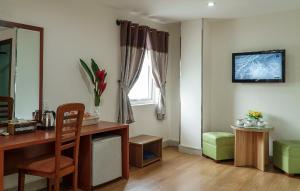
xmin=130 ymin=101 xmax=157 ymax=107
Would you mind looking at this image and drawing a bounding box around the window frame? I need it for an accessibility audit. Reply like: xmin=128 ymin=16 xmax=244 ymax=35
xmin=129 ymin=52 xmax=158 ymax=106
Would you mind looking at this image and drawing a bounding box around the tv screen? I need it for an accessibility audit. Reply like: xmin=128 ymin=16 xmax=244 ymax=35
xmin=232 ymin=50 xmax=285 ymax=83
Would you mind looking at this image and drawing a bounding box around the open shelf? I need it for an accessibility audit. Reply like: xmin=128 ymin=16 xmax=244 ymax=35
xmin=143 ymin=156 xmax=161 ymax=166
xmin=129 ymin=135 xmax=162 ymax=168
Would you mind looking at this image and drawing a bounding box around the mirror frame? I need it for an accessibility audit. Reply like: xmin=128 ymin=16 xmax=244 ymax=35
xmin=0 ymin=19 xmax=44 ymax=118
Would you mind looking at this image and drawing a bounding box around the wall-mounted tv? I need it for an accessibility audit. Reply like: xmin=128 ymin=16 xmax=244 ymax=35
xmin=232 ymin=50 xmax=285 ymax=83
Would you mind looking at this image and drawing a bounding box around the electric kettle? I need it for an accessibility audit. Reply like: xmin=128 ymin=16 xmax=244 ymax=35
xmin=42 ymin=110 xmax=56 ymax=128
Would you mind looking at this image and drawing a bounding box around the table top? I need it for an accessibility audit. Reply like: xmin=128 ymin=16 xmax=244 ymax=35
xmin=231 ymin=125 xmax=274 ymax=132
xmin=0 ymin=121 xmax=128 ymax=151
xmin=130 ymin=135 xmax=162 ymax=145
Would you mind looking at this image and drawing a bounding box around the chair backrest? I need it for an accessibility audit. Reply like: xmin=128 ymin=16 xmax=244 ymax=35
xmin=0 ymin=96 xmax=13 ymax=121
xmin=54 ymin=103 xmax=85 ymax=174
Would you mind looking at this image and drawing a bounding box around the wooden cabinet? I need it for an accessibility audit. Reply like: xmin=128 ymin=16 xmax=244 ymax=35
xmin=129 ymin=135 xmax=162 ymax=168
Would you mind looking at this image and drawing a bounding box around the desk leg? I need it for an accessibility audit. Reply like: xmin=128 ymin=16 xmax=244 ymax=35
xmin=0 ymin=149 xmax=4 ymax=191
xmin=78 ymin=135 xmax=92 ymax=191
xmin=115 ymin=127 xmax=129 ymax=179
xmin=121 ymin=127 xmax=129 ymax=179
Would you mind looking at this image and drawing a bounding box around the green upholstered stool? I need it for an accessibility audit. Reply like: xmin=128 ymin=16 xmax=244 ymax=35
xmin=273 ymin=140 xmax=300 ymax=175
xmin=203 ymin=132 xmax=235 ymax=161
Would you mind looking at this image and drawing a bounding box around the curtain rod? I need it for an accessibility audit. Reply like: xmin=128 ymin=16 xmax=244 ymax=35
xmin=115 ymin=20 xmax=170 ymax=36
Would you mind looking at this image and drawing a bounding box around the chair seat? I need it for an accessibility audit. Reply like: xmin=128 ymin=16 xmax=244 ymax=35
xmin=19 ymin=155 xmax=73 ymax=174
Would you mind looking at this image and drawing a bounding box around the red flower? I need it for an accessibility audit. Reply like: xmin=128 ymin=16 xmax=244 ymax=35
xmin=96 ymin=70 xmax=106 ymax=81
xmin=98 ymin=82 xmax=107 ymax=95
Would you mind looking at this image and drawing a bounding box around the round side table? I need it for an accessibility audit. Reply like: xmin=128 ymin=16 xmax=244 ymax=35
xmin=231 ymin=125 xmax=274 ymax=171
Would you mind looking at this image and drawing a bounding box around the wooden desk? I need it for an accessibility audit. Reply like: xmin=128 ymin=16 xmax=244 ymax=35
xmin=0 ymin=121 xmax=129 ymax=191
xmin=231 ymin=125 xmax=273 ymax=171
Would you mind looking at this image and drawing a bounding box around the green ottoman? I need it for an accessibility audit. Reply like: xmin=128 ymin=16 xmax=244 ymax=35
xmin=203 ymin=132 xmax=235 ymax=161
xmin=273 ymin=140 xmax=300 ymax=175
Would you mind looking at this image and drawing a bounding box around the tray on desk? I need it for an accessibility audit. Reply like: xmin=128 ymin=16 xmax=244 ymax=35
xmin=7 ymin=120 xmax=37 ymax=135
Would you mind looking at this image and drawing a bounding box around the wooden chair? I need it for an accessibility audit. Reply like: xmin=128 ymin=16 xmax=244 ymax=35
xmin=18 ymin=103 xmax=85 ymax=191
xmin=0 ymin=96 xmax=13 ymax=121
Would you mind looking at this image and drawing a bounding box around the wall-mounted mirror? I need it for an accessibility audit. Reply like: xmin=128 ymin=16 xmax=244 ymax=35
xmin=0 ymin=20 xmax=43 ymax=124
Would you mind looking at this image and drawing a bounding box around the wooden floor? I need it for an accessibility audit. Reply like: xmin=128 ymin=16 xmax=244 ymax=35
xmin=94 ymin=147 xmax=300 ymax=191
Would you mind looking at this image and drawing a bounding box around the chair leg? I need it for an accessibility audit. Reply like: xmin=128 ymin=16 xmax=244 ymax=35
xmin=47 ymin=178 xmax=53 ymax=191
xmin=53 ymin=177 xmax=60 ymax=191
xmin=18 ymin=170 xmax=25 ymax=191
xmin=72 ymin=171 xmax=78 ymax=191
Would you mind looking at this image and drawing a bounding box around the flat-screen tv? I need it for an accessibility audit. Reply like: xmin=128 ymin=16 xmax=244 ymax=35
xmin=232 ymin=50 xmax=285 ymax=83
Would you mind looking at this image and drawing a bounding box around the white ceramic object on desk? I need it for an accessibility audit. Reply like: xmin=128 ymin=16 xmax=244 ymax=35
xmin=257 ymin=121 xmax=265 ymax=127
xmin=236 ymin=119 xmax=244 ymax=126
xmin=244 ymin=119 xmax=254 ymax=127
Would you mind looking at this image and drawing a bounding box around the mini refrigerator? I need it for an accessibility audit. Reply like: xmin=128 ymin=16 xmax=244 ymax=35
xmin=92 ymin=135 xmax=122 ymax=186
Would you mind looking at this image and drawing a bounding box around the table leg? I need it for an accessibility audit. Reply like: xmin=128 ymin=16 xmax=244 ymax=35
xmin=0 ymin=149 xmax=4 ymax=191
xmin=265 ymin=132 xmax=269 ymax=165
xmin=235 ymin=130 xmax=254 ymax=167
xmin=255 ymin=132 xmax=269 ymax=171
xmin=78 ymin=135 xmax=92 ymax=191
xmin=235 ymin=130 xmax=269 ymax=172
xmin=256 ymin=132 xmax=265 ymax=171
xmin=234 ymin=130 xmax=238 ymax=166
xmin=121 ymin=127 xmax=129 ymax=179
xmin=114 ymin=127 xmax=129 ymax=178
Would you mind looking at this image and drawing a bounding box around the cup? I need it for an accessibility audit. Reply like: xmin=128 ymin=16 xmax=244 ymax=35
xmin=257 ymin=121 xmax=265 ymax=127
xmin=236 ymin=119 xmax=244 ymax=126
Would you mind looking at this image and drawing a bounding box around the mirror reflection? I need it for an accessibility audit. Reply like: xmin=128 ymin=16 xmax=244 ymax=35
xmin=0 ymin=26 xmax=40 ymax=123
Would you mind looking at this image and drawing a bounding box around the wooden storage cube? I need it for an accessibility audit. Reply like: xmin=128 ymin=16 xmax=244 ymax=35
xmin=129 ymin=135 xmax=162 ymax=168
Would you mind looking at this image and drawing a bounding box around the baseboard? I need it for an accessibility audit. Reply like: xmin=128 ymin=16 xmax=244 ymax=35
xmin=178 ymin=145 xmax=202 ymax=156
xmin=162 ymin=140 xmax=179 ymax=148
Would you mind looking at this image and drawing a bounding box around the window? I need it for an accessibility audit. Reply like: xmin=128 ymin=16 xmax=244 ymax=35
xmin=129 ymin=51 xmax=158 ymax=105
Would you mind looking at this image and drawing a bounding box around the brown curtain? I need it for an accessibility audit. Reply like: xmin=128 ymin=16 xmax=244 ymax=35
xmin=147 ymin=29 xmax=169 ymax=120
xmin=118 ymin=20 xmax=148 ymax=124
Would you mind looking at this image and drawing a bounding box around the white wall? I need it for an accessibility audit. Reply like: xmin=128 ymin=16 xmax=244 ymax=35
xmin=180 ymin=19 xmax=202 ymax=150
xmin=0 ymin=0 xmax=181 ymax=189
xmin=203 ymin=10 xmax=300 ymax=154
xmin=0 ymin=0 xmax=181 ymax=139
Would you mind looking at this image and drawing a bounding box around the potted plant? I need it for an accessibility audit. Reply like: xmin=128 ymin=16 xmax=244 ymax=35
xmin=248 ymin=110 xmax=263 ymax=120
xmin=80 ymin=58 xmax=107 ymax=114
xmin=247 ymin=110 xmax=263 ymax=126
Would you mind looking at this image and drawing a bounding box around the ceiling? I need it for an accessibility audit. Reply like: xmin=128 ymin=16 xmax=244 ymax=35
xmin=99 ymin=0 xmax=300 ymax=23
